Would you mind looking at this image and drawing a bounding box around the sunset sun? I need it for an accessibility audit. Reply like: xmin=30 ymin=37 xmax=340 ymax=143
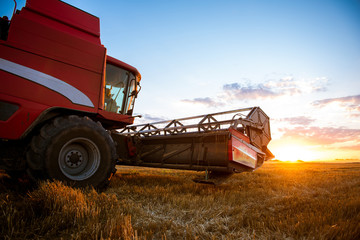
xmin=274 ymin=144 xmax=318 ymax=162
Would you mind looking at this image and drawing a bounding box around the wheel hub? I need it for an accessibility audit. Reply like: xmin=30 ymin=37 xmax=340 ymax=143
xmin=65 ymin=151 xmax=83 ymax=167
xmin=58 ymin=138 xmax=100 ymax=180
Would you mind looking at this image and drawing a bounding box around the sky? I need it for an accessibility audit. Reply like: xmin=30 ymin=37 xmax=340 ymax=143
xmin=2 ymin=0 xmax=360 ymax=161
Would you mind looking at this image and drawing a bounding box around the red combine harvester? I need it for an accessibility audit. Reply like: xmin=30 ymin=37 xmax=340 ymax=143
xmin=0 ymin=0 xmax=273 ymax=188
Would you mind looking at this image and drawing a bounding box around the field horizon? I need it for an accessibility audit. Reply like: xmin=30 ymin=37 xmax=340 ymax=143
xmin=270 ymin=158 xmax=360 ymax=163
xmin=1 ymin=161 xmax=359 ymax=239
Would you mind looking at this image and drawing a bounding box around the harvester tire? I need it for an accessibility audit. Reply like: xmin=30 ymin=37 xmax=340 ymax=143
xmin=26 ymin=115 xmax=117 ymax=189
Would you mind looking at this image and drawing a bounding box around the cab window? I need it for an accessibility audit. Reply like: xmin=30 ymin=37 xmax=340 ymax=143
xmin=104 ymin=63 xmax=138 ymax=115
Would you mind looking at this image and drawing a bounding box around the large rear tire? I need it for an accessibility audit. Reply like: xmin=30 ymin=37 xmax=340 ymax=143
xmin=26 ymin=115 xmax=116 ymax=189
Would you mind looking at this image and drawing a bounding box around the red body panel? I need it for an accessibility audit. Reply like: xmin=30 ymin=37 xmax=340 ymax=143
xmin=230 ymin=135 xmax=257 ymax=168
xmin=0 ymin=0 xmax=140 ymax=140
xmin=25 ymin=0 xmax=101 ymax=40
xmin=1 ymin=44 xmax=102 ymax=111
xmin=8 ymin=8 xmax=105 ymax=73
xmin=228 ymin=128 xmax=258 ymax=169
xmin=0 ymin=93 xmax=48 ymax=139
xmin=107 ymin=56 xmax=141 ymax=79
xmin=229 ymin=127 xmax=250 ymax=143
xmin=97 ymin=109 xmax=134 ymax=126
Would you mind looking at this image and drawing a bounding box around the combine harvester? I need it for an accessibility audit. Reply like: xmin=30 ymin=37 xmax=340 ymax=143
xmin=0 ymin=0 xmax=273 ymax=188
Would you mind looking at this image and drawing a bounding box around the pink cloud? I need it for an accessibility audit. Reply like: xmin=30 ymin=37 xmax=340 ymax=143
xmin=279 ymin=126 xmax=360 ymax=147
xmin=181 ymin=97 xmax=224 ymax=107
xmin=222 ymin=83 xmax=281 ymax=99
xmin=222 ymin=77 xmax=328 ymax=100
xmin=312 ymin=95 xmax=360 ymax=108
xmin=280 ymin=116 xmax=315 ymax=126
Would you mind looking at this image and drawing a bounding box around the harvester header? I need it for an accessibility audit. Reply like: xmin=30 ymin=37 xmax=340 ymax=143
xmin=114 ymin=107 xmax=274 ymax=175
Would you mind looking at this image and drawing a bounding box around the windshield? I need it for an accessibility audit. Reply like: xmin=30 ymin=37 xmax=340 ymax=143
xmin=104 ymin=63 xmax=138 ymax=115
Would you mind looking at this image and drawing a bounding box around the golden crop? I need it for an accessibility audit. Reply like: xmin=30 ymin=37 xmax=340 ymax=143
xmin=1 ymin=162 xmax=359 ymax=239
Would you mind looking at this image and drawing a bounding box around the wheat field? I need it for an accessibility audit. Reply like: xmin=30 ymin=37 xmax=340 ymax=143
xmin=1 ymin=161 xmax=359 ymax=239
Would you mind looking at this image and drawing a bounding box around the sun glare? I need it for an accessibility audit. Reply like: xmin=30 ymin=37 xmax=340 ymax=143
xmin=275 ymin=145 xmax=317 ymax=162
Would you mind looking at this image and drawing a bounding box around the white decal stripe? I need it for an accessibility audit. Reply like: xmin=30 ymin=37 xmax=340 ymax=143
xmin=0 ymin=58 xmax=94 ymax=107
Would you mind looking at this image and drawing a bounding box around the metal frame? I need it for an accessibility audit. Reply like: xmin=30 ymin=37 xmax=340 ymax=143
xmin=119 ymin=107 xmax=267 ymax=139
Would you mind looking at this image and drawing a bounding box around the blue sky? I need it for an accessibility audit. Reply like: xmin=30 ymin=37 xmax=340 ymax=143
xmin=2 ymin=0 xmax=360 ymax=160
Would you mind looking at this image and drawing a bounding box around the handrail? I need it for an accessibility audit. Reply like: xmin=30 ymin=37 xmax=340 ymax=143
xmin=127 ymin=107 xmax=254 ymax=128
xmin=119 ymin=107 xmax=260 ymax=137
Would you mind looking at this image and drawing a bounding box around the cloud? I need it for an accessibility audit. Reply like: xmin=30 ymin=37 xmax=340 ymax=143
xmin=181 ymin=76 xmax=330 ymax=106
xmin=268 ymin=76 xmax=328 ymax=93
xmin=350 ymin=113 xmax=360 ymax=118
xmin=263 ymin=76 xmax=301 ymax=95
xmin=339 ymin=144 xmax=360 ymax=151
xmin=222 ymin=83 xmax=280 ymax=99
xmin=181 ymin=97 xmax=224 ymax=107
xmin=312 ymin=95 xmax=360 ymax=118
xmin=280 ymin=116 xmax=315 ymax=126
xmin=135 ymin=114 xmax=167 ymax=123
xmin=312 ymin=94 xmax=360 ymax=109
xmin=278 ymin=126 xmax=360 ymax=146
xmin=222 ymin=77 xmax=328 ymax=101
